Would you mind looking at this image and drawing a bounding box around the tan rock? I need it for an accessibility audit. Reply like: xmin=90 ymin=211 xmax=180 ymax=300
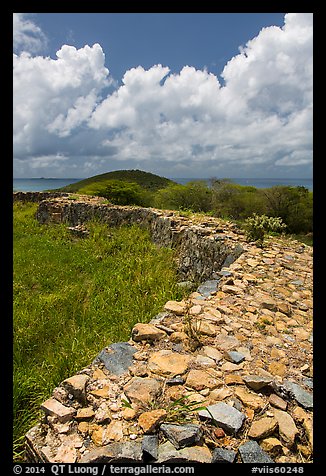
xmin=248 ymin=417 xmax=278 ymax=439
xmin=303 ymin=417 xmax=313 ymax=449
xmin=292 ymin=407 xmax=313 ymax=449
xmin=91 ymin=426 xmax=105 ymax=446
xmin=293 ymin=329 xmax=310 ymax=341
xmin=92 ymin=368 xmax=108 ymax=379
xmin=40 ymin=398 xmax=76 ymax=423
xmin=200 ymin=346 xmax=223 ymax=362
xmin=53 ymin=443 xmax=77 ymax=463
xmin=195 ymin=320 xmax=219 ymax=336
xmin=260 ymin=437 xmax=284 ymax=456
xmin=260 ymin=298 xmax=278 ymax=312
xmin=94 ymin=404 xmax=112 ymax=423
xmin=221 ymin=285 xmax=244 ymax=295
xmin=202 ymin=307 xmax=223 ymax=321
xmin=208 ymin=387 xmax=232 ymax=401
xmin=221 ymin=361 xmax=244 ymax=372
xmin=169 ymin=331 xmax=189 ymax=343
xmin=131 ymin=323 xmax=167 ymax=342
xmin=157 ymin=441 xmax=212 ymax=463
xmin=75 ymin=407 xmax=95 ymax=421
xmin=292 ymin=406 xmax=307 ymax=423
xmin=62 ymin=374 xmax=89 ymax=404
xmin=214 ymin=334 xmax=239 ymax=351
xmin=185 ymin=369 xmax=222 ymax=391
xmin=90 ymin=385 xmax=111 ymax=398
xmin=138 ymin=409 xmax=167 ymax=433
xmin=270 ymin=348 xmax=286 ymax=359
xmin=78 ymin=421 xmax=90 ymax=435
xmin=277 ymin=302 xmax=292 ymax=316
xmin=105 ymin=420 xmax=124 ymax=442
xmin=123 ymin=377 xmax=162 ymax=406
xmin=269 ymin=394 xmax=287 ymax=411
xmin=268 ymin=362 xmax=287 ymax=377
xmin=189 ymin=305 xmax=202 ymax=315
xmin=234 ymin=387 xmax=264 ymax=411
xmin=122 ymin=407 xmax=137 ymax=421
xmin=273 ymin=409 xmax=299 ymax=448
xmin=193 ymin=355 xmax=216 ymax=368
xmin=225 ymin=375 xmax=244 ymax=385
xmin=148 ymin=350 xmax=191 ymax=377
xmin=297 ymin=443 xmax=312 ymax=458
xmin=164 ymin=301 xmax=187 ymax=315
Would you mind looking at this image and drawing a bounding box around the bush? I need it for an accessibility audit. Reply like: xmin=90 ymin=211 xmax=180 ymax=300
xmin=154 ymin=181 xmax=212 ymax=212
xmin=80 ymin=180 xmax=153 ymax=207
xmin=244 ymin=213 xmax=287 ymax=246
xmin=262 ymin=186 xmax=313 ymax=234
xmin=210 ymin=179 xmax=267 ymax=219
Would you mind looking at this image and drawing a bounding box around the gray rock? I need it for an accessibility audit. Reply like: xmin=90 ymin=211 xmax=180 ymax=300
xmin=198 ymin=402 xmax=246 ymax=434
xmin=93 ymin=342 xmax=137 ymax=376
xmin=224 ymin=350 xmax=245 ymax=364
xmin=302 ymin=377 xmax=313 ymax=389
xmin=197 ymin=280 xmax=219 ymax=297
xmin=212 ymin=447 xmax=237 ymax=463
xmin=238 ymin=440 xmax=274 ymax=463
xmin=142 ymin=435 xmax=159 ymax=461
xmin=176 ymin=281 xmax=195 ymax=290
xmin=166 ymin=376 xmax=186 ymax=385
xmin=243 ymin=375 xmax=274 ymax=391
xmin=282 ymin=380 xmax=313 ymax=409
xmin=149 ymin=312 xmax=171 ymax=325
xmin=218 ymin=269 xmax=233 ymax=277
xmin=80 ymin=441 xmax=143 ymax=463
xmin=160 ymin=423 xmax=203 ymax=449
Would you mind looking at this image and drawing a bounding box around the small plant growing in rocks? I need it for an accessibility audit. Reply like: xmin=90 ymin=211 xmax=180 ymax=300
xmin=164 ymin=395 xmax=208 ymax=423
xmin=244 ymin=214 xmax=287 ymax=246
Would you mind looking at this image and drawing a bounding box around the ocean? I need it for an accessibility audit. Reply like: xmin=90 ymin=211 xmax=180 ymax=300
xmin=13 ymin=177 xmax=313 ymax=192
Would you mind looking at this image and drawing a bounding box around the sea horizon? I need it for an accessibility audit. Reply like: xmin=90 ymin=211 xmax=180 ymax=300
xmin=13 ymin=176 xmax=313 ymax=192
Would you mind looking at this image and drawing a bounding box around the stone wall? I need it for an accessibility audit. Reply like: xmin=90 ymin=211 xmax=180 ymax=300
xmin=13 ymin=191 xmax=70 ymax=202
xmin=34 ymin=195 xmax=244 ymax=282
xmin=15 ymin=193 xmax=313 ymax=464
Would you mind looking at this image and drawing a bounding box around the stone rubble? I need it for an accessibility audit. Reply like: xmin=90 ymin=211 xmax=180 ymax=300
xmin=21 ymin=194 xmax=312 ymax=463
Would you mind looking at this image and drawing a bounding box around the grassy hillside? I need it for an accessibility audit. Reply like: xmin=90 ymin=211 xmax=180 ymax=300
xmin=57 ymin=169 xmax=176 ymax=193
xmin=13 ymin=201 xmax=186 ymax=461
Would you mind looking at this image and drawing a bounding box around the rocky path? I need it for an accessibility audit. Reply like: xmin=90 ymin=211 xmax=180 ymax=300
xmin=24 ymin=208 xmax=313 ymax=464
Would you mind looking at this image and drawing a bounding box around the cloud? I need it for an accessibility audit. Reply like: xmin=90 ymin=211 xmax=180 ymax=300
xmin=13 ymin=13 xmax=48 ymax=53
xmin=13 ymin=43 xmax=110 ymax=159
xmin=13 ymin=13 xmax=313 ymax=178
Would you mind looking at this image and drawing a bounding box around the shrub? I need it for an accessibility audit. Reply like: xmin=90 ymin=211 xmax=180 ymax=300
xmin=262 ymin=186 xmax=313 ymax=234
xmin=244 ymin=213 xmax=287 ymax=246
xmin=80 ymin=180 xmax=153 ymax=207
xmin=154 ymin=181 xmax=212 ymax=212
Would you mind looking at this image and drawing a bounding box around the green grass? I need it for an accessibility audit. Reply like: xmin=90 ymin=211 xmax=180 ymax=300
xmin=57 ymin=169 xmax=176 ymax=193
xmin=13 ymin=202 xmax=187 ymax=461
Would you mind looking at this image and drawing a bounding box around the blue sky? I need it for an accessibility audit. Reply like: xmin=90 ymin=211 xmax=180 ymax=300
xmin=13 ymin=13 xmax=313 ymax=179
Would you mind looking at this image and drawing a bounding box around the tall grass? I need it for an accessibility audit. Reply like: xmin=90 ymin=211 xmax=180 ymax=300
xmin=13 ymin=202 xmax=186 ymax=461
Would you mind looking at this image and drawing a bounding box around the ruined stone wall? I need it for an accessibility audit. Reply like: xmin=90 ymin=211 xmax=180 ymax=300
xmin=34 ymin=196 xmax=244 ymax=282
xmin=14 ymin=193 xmax=313 ymax=464
xmin=13 ymin=191 xmax=69 ymax=202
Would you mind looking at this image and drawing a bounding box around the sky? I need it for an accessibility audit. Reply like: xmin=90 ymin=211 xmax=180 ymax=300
xmin=13 ymin=12 xmax=313 ymax=179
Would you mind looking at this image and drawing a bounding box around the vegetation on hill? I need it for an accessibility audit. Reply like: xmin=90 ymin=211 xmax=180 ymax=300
xmin=58 ymin=169 xmax=176 ymax=193
xmin=56 ymin=171 xmax=312 ymax=242
xmin=13 ymin=202 xmax=187 ymax=461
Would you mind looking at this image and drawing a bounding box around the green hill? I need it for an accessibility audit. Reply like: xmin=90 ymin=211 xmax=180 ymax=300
xmin=57 ymin=169 xmax=176 ymax=193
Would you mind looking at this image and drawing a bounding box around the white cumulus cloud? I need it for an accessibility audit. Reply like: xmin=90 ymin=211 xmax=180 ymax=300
xmin=13 ymin=13 xmax=48 ymax=53
xmin=13 ymin=13 xmax=313 ymax=178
